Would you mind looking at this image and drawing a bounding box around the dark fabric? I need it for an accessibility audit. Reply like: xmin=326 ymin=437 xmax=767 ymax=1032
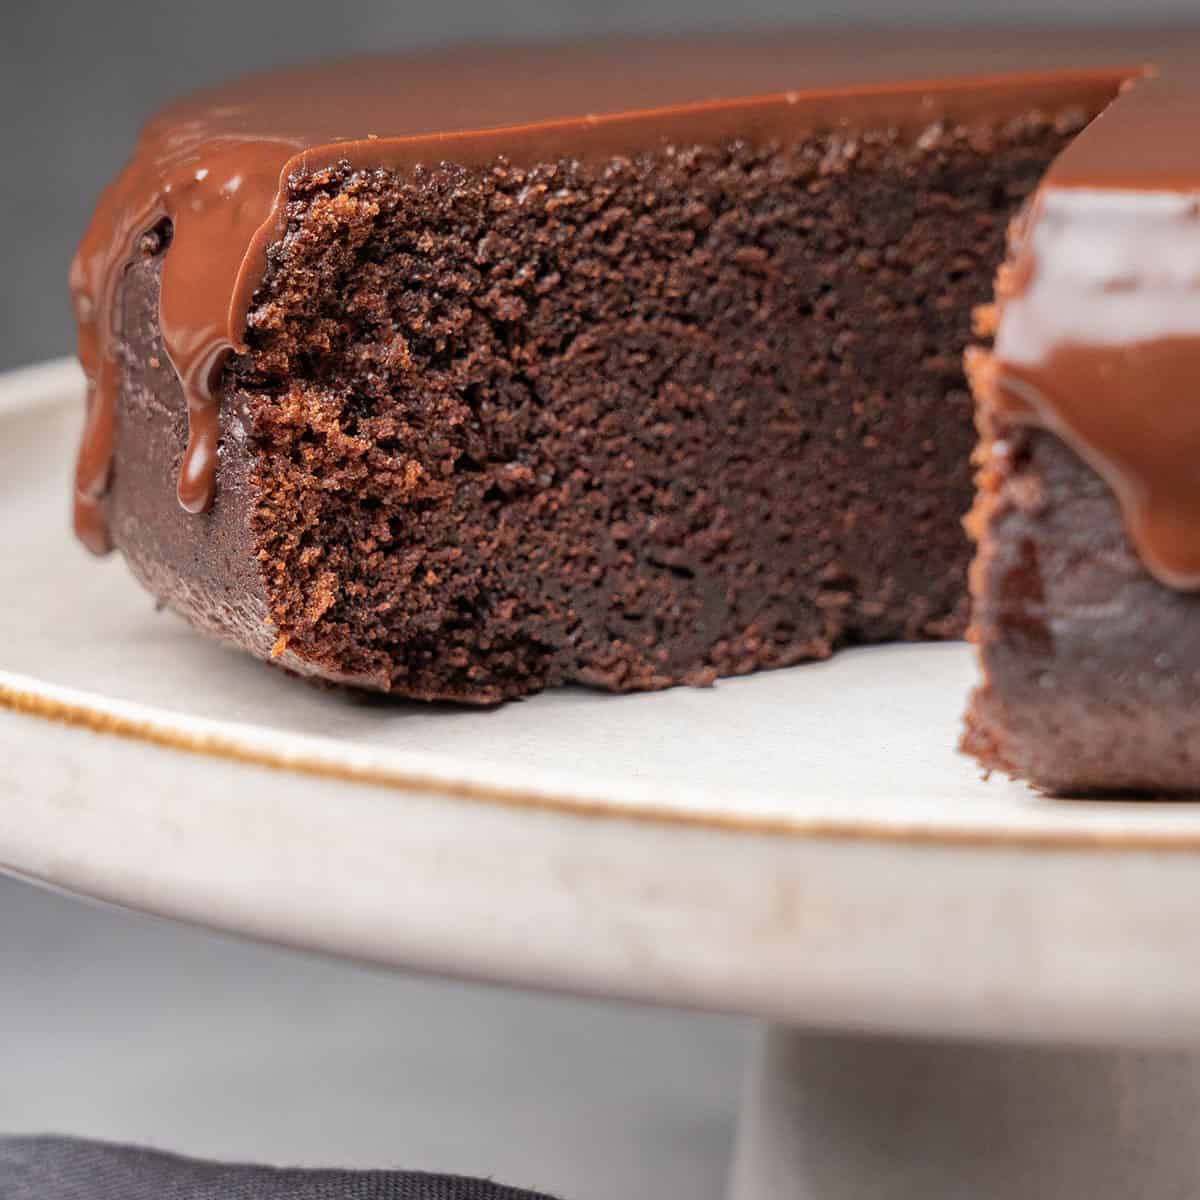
xmin=0 ymin=1137 xmax=561 ymax=1199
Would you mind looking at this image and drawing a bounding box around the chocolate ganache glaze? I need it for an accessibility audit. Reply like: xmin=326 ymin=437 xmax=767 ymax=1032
xmin=986 ymin=73 xmax=1200 ymax=589
xmin=70 ymin=33 xmax=1139 ymax=557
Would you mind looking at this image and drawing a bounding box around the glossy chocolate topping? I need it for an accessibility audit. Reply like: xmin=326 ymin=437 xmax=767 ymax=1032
xmin=986 ymin=74 xmax=1200 ymax=589
xmin=72 ymin=33 xmax=1188 ymax=567
xmin=991 ymin=191 xmax=1200 ymax=588
xmin=984 ymin=69 xmax=1200 ymax=585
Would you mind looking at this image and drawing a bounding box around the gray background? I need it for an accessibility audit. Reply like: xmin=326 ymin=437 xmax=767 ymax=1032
xmin=0 ymin=874 xmax=745 ymax=1199
xmin=0 ymin=1 xmax=1184 ymax=1197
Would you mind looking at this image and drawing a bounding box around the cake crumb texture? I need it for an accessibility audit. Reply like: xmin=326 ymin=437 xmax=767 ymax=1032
xmin=119 ymin=111 xmax=1084 ymax=701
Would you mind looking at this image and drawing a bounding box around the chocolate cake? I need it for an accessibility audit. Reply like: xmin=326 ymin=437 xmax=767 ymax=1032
xmin=69 ymin=33 xmax=1200 ymax=792
xmin=964 ymin=77 xmax=1200 ymax=793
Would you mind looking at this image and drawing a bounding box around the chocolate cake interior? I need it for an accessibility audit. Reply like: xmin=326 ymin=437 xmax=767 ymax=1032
xmin=122 ymin=99 xmax=1104 ymax=701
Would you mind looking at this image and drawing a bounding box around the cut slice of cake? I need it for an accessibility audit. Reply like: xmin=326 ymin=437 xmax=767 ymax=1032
xmin=71 ymin=38 xmax=1119 ymax=702
xmin=963 ymin=75 xmax=1200 ymax=793
xmin=70 ymin=33 xmax=1200 ymax=792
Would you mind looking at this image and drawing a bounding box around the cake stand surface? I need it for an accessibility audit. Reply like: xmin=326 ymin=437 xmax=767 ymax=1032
xmin=5 ymin=359 xmax=1200 ymax=1198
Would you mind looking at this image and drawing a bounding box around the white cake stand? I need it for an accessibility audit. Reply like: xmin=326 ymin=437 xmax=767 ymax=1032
xmin=5 ymin=359 xmax=1200 ymax=1198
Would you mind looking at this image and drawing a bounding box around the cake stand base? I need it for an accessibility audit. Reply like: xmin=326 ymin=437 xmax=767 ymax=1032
xmin=730 ymin=1024 xmax=1200 ymax=1199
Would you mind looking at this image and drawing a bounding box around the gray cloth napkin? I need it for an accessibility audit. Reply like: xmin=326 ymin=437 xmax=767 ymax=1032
xmin=0 ymin=1137 xmax=560 ymax=1199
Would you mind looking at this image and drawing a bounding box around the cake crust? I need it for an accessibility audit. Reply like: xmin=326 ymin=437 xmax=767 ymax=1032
xmin=964 ymin=418 xmax=1200 ymax=794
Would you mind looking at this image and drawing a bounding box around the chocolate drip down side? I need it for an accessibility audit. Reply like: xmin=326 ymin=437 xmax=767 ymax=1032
xmin=68 ymin=48 xmax=1128 ymax=557
xmin=987 ymin=144 xmax=1200 ymax=589
xmin=70 ymin=135 xmax=299 ymax=551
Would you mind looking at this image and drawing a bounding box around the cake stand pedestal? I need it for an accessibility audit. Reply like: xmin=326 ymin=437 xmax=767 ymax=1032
xmin=730 ymin=1026 xmax=1200 ymax=1199
xmin=7 ymin=360 xmax=1200 ymax=1199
